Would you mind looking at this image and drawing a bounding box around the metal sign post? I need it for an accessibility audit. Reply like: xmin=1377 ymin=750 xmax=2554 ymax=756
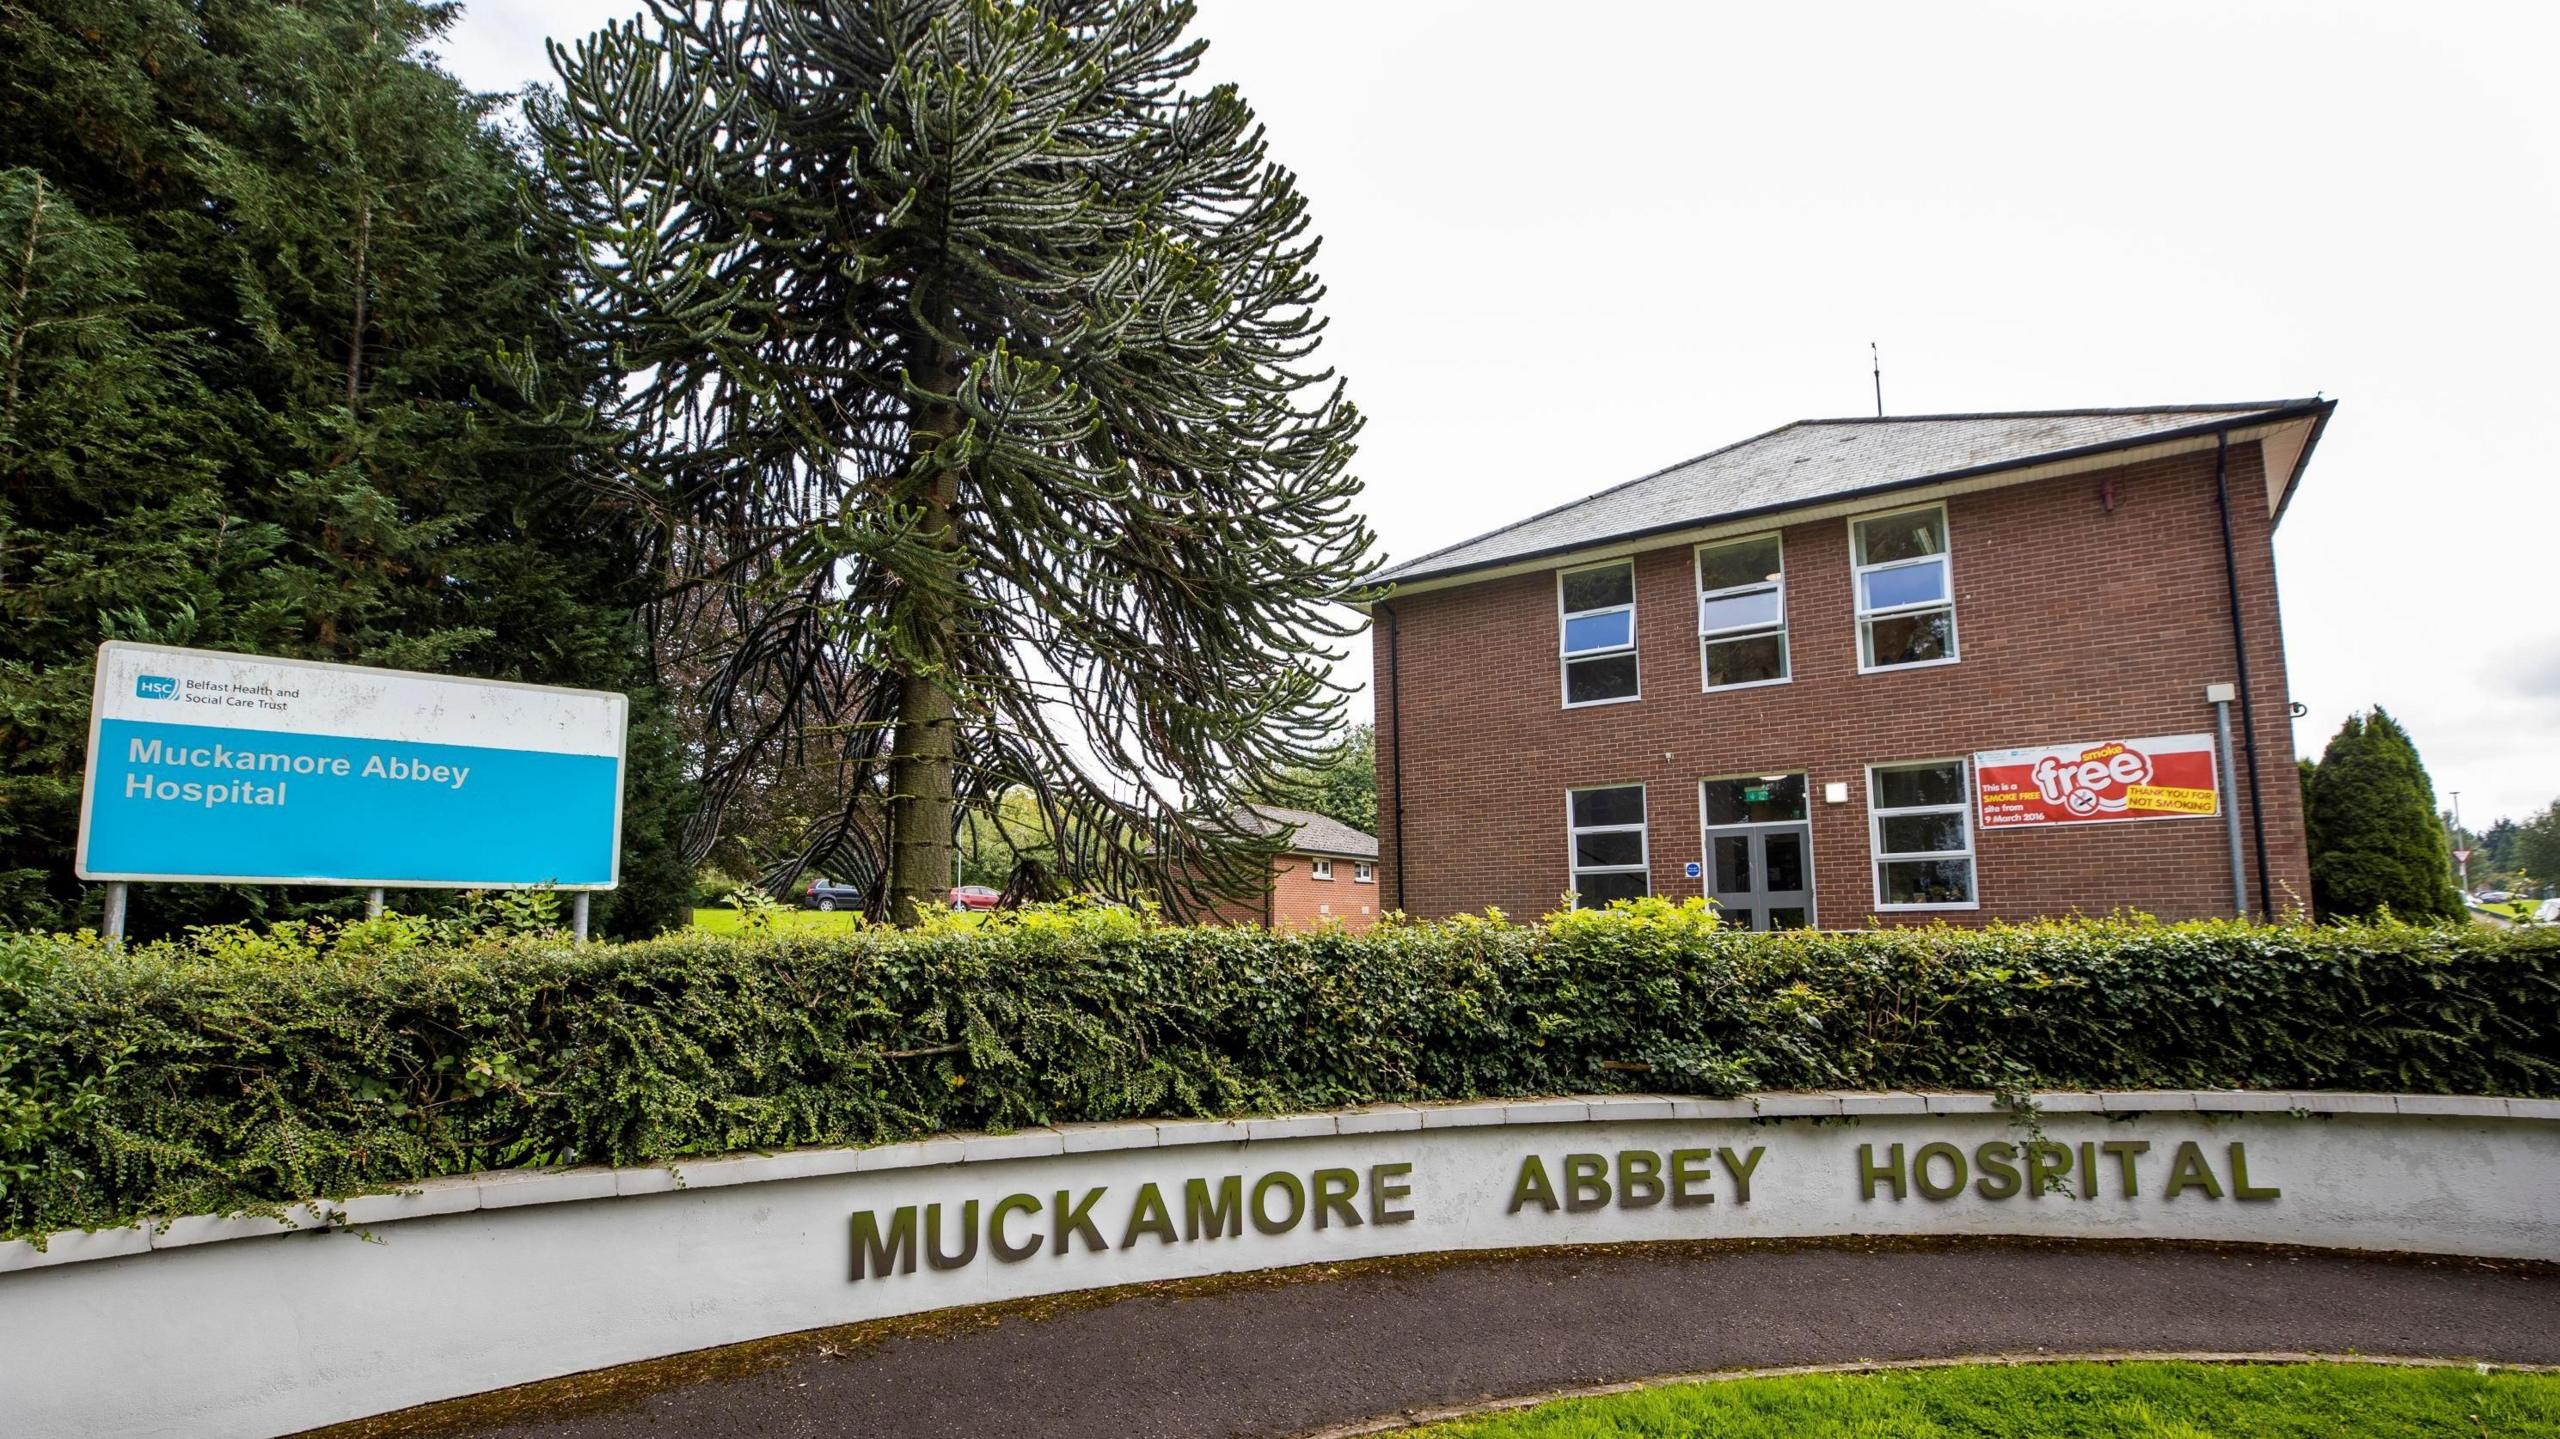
xmin=2207 ymin=684 xmax=2248 ymax=919
xmin=100 ymin=880 xmax=128 ymax=943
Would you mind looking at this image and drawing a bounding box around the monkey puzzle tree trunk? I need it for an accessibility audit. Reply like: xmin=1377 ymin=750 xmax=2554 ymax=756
xmin=886 ymin=347 xmax=964 ymax=926
xmin=886 ymin=614 xmax=958 ymax=925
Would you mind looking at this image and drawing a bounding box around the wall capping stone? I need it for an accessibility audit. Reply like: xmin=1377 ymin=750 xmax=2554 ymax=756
xmin=0 ymin=1090 xmax=2539 ymax=1278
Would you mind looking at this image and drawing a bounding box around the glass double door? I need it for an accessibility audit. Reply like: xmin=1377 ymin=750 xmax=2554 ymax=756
xmin=1702 ymin=774 xmax=1813 ymax=931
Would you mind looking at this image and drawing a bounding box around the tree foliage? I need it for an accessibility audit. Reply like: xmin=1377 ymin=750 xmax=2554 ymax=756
xmin=2513 ymin=806 xmax=2560 ymax=894
xmin=2476 ymin=817 xmax=2519 ymax=878
xmin=1258 ymin=722 xmax=1376 ymax=834
xmin=0 ymin=0 xmax=691 ymax=935
xmin=2303 ymin=708 xmax=2463 ymax=922
xmin=534 ymin=0 xmax=1374 ymax=922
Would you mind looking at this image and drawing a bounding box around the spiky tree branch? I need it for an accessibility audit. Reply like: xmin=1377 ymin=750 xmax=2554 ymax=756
xmin=537 ymin=0 xmax=1373 ymax=920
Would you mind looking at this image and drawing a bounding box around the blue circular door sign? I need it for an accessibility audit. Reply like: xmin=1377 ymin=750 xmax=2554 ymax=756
xmin=1683 ymin=860 xmax=1703 ymax=879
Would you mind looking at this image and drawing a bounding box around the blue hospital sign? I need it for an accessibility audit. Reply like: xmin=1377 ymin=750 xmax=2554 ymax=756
xmin=76 ymin=642 xmax=627 ymax=889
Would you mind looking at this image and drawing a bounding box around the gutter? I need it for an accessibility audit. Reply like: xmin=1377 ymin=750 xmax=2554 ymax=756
xmin=2265 ymin=399 xmax=2338 ymax=527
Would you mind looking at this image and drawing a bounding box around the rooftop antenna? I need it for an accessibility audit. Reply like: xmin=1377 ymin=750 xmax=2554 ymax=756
xmin=1871 ymin=342 xmax=1883 ymax=417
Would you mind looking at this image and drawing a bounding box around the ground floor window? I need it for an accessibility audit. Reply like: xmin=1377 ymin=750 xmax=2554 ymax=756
xmin=1567 ymin=784 xmax=1649 ymax=907
xmin=1870 ymin=759 xmax=1976 ymax=908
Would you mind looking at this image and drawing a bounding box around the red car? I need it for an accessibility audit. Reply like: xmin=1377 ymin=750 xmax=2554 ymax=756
xmin=947 ymin=884 xmax=1002 ymax=912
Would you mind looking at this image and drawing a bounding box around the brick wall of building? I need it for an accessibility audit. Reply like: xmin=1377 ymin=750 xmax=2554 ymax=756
xmin=1203 ymin=854 xmax=1385 ymax=931
xmin=1372 ymin=441 xmax=2311 ymax=925
xmin=1269 ymin=854 xmax=1383 ymax=932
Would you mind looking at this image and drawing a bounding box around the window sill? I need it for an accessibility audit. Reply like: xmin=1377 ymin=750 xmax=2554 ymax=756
xmin=1561 ymin=693 xmax=1643 ymax=710
xmin=1700 ymin=676 xmax=1791 ymax=695
xmin=1857 ymin=654 xmax=1961 ymax=677
xmin=1872 ymin=901 xmax=1981 ymax=913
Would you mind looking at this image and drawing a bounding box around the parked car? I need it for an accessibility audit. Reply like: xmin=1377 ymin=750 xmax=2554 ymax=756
xmin=801 ymin=879 xmax=861 ymax=911
xmin=948 ymin=884 xmax=1002 ymax=912
xmin=2537 ymin=899 xmax=2560 ymax=925
xmin=2473 ymin=889 xmax=2513 ymax=904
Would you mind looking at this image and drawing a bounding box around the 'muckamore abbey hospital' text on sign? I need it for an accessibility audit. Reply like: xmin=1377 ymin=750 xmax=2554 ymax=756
xmin=849 ymin=1133 xmax=2278 ymax=1280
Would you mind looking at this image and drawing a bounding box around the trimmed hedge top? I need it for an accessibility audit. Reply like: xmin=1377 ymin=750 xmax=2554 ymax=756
xmin=3 ymin=899 xmax=2555 ymax=1241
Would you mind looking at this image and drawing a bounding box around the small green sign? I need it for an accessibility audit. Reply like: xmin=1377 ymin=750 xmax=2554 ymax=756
xmin=1743 ymin=785 xmax=1771 ymax=803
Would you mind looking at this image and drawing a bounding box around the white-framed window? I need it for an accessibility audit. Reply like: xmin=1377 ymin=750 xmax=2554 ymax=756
xmin=1868 ymin=759 xmax=1976 ymax=910
xmin=1566 ymin=784 xmax=1650 ymax=907
xmin=1851 ymin=504 xmax=1958 ymax=671
xmin=1353 ymin=862 xmax=1374 ymax=884
xmin=1696 ymin=534 xmax=1787 ymax=689
xmin=1310 ymin=858 xmax=1334 ymax=881
xmin=1558 ymin=560 xmax=1640 ymax=706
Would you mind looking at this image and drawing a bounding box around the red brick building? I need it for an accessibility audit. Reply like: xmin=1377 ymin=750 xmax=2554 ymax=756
xmin=1205 ymin=806 xmax=1384 ymax=932
xmin=1369 ymin=401 xmax=2334 ymax=928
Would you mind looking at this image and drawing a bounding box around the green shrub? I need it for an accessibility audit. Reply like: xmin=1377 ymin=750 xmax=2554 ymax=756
xmin=1 ymin=900 xmax=2554 ymax=1241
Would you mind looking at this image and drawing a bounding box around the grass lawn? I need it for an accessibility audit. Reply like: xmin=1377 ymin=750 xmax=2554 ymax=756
xmin=687 ymin=907 xmax=865 ymax=935
xmin=1400 ymin=1362 xmax=2560 ymax=1437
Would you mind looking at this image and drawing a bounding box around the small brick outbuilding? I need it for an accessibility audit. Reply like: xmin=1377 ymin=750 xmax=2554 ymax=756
xmin=1205 ymin=806 xmax=1383 ymax=932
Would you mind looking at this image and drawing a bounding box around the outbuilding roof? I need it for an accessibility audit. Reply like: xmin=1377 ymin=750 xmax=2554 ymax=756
xmin=1234 ymin=806 xmax=1379 ymax=861
xmin=1370 ymin=400 xmax=2333 ymax=589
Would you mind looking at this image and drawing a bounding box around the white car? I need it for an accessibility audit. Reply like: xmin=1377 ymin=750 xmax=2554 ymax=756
xmin=2537 ymin=899 xmax=2560 ymax=925
xmin=2472 ymin=889 xmax=2513 ymax=904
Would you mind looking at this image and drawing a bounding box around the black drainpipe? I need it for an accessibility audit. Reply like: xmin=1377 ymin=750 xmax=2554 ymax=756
xmin=2212 ymin=433 xmax=2276 ymax=917
xmin=1381 ymin=601 xmax=1407 ymax=912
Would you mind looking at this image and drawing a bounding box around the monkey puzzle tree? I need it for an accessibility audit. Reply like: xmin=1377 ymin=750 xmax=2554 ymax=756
xmin=536 ymin=0 xmax=1372 ymax=921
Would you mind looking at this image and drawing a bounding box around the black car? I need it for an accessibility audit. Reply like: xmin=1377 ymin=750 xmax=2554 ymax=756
xmin=801 ymin=879 xmax=862 ymax=912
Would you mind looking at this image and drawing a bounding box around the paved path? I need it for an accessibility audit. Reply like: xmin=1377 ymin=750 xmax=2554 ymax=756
xmin=331 ymin=1241 xmax=2560 ymax=1439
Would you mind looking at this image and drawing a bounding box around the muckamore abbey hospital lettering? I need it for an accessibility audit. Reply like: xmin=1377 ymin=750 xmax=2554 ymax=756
xmin=848 ymin=1133 xmax=2279 ymax=1282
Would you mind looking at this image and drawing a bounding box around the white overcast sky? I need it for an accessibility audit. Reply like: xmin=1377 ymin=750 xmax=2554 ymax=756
xmin=440 ymin=1 xmax=2560 ymax=827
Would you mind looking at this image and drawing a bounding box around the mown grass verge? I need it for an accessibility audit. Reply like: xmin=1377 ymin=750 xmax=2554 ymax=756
xmin=1397 ymin=1360 xmax=2560 ymax=1437
xmin=687 ymin=907 xmax=862 ymax=935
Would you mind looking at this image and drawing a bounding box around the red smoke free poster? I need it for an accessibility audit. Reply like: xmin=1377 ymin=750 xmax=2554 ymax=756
xmin=1974 ymin=734 xmax=2219 ymax=829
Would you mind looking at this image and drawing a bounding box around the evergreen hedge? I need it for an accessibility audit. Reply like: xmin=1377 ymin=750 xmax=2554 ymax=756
xmin=4 ymin=901 xmax=2555 ymax=1243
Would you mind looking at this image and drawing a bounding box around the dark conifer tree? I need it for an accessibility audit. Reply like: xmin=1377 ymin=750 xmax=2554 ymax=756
xmin=537 ymin=0 xmax=1374 ymax=921
xmin=2303 ymin=708 xmax=2464 ymax=923
xmin=0 ymin=0 xmax=691 ymax=934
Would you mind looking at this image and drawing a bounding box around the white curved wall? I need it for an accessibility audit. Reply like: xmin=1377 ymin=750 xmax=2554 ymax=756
xmin=2 ymin=1091 xmax=2553 ymax=1439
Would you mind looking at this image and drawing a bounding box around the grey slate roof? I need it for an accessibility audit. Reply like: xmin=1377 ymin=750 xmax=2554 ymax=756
xmin=1372 ymin=401 xmax=2328 ymax=587
xmin=1235 ymin=806 xmax=1379 ymax=861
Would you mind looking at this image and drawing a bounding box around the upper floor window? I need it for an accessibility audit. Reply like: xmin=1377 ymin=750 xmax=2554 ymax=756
xmin=1566 ymin=784 xmax=1650 ymax=907
xmin=1558 ymin=561 xmax=1639 ymax=706
xmin=1353 ymin=862 xmax=1374 ymax=883
xmin=1696 ymin=535 xmax=1787 ymax=689
xmin=1310 ymin=858 xmax=1334 ymax=881
xmin=1869 ymin=759 xmax=1976 ymax=909
xmin=1852 ymin=505 xmax=1957 ymax=670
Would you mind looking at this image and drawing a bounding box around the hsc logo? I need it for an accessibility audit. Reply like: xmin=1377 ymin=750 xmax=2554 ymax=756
xmin=134 ymin=675 xmax=179 ymax=700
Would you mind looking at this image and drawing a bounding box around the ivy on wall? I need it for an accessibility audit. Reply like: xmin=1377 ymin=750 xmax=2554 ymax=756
xmin=2 ymin=899 xmax=2552 ymax=1241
